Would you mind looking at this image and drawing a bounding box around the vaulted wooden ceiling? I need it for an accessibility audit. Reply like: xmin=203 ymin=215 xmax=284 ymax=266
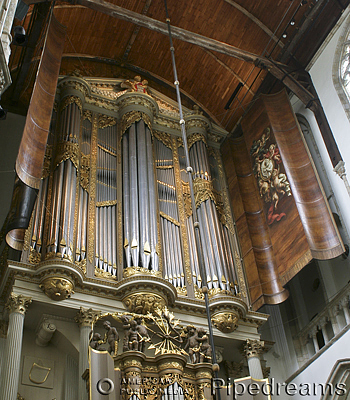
xmin=4 ymin=0 xmax=350 ymax=132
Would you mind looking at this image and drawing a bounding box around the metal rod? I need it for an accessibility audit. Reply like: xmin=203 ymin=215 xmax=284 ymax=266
xmin=163 ymin=0 xmax=219 ymax=368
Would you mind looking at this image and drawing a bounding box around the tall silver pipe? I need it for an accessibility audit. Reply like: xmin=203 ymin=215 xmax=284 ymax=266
xmin=129 ymin=124 xmax=139 ymax=267
xmin=170 ymin=222 xmax=180 ymax=287
xmin=61 ymin=160 xmax=73 ymax=256
xmin=99 ymin=205 xmax=104 ymax=269
xmin=160 ymin=218 xmax=168 ymax=281
xmin=167 ymin=220 xmax=178 ymax=286
xmin=68 ymin=166 xmax=77 ymax=256
xmin=111 ymin=205 xmax=116 ymax=269
xmin=174 ymin=225 xmax=184 ymax=287
xmin=107 ymin=205 xmax=112 ymax=269
xmin=197 ymin=205 xmax=216 ymax=288
xmin=81 ymin=189 xmax=87 ymax=260
xmin=220 ymin=225 xmax=234 ymax=290
xmin=137 ymin=121 xmax=150 ymax=269
xmin=76 ymin=187 xmax=83 ymax=261
xmin=186 ymin=218 xmax=196 ymax=285
xmin=146 ymin=126 xmax=158 ymax=271
xmin=205 ymin=199 xmax=225 ymax=289
xmin=122 ymin=134 xmax=131 ymax=268
xmin=52 ymin=162 xmax=65 ymax=253
xmin=103 ymin=206 xmax=108 ymax=271
xmin=95 ymin=205 xmax=100 ymax=267
xmin=223 ymin=227 xmax=237 ymax=286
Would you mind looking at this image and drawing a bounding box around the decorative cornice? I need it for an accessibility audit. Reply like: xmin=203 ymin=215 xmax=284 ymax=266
xmin=6 ymin=293 xmax=32 ymax=315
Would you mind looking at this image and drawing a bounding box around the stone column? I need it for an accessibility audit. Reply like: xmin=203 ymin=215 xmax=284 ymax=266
xmin=1 ymin=0 xmax=18 ymax=63
xmin=340 ymin=298 xmax=350 ymax=325
xmin=0 ymin=293 xmax=32 ymax=400
xmin=75 ymin=307 xmax=101 ymax=400
xmin=319 ymin=318 xmax=329 ymax=344
xmin=243 ymin=339 xmax=264 ymax=379
xmin=334 ymin=161 xmax=350 ymax=198
xmin=310 ymin=327 xmax=319 ymax=353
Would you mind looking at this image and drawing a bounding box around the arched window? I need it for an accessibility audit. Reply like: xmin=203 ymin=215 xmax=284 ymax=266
xmin=333 ymin=14 xmax=350 ymax=121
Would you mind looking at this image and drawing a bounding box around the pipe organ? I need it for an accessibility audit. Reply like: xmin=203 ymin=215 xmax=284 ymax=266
xmin=22 ymin=75 xmax=247 ymax=304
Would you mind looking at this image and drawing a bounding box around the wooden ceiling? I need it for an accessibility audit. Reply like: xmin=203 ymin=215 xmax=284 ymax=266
xmin=5 ymin=0 xmax=350 ymax=132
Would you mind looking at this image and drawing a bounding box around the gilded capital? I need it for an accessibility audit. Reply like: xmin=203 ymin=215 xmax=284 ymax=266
xmin=75 ymin=307 xmax=101 ymax=327
xmin=6 ymin=293 xmax=32 ymax=315
xmin=243 ymin=339 xmax=264 ymax=358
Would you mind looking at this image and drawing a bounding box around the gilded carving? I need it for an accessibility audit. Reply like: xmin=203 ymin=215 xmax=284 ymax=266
xmin=98 ymin=114 xmax=116 ymax=129
xmin=123 ymin=266 xmax=162 ymax=278
xmin=6 ymin=293 xmax=32 ymax=315
xmin=80 ymin=154 xmax=90 ymax=191
xmin=123 ymin=293 xmax=166 ymax=314
xmin=96 ymin=200 xmax=117 ymax=207
xmin=153 ymin=130 xmax=172 ymax=150
xmin=54 ymin=142 xmax=79 ymax=169
xmin=94 ymin=267 xmax=117 ymax=281
xmin=120 ymin=111 xmax=152 ymax=136
xmin=194 ymin=286 xmax=204 ymax=300
xmin=83 ymin=110 xmax=92 ymax=122
xmin=243 ymin=339 xmax=264 ymax=358
xmin=60 ymin=95 xmax=82 ymax=112
xmin=212 ymin=312 xmax=239 ymax=333
xmin=39 ymin=277 xmax=74 ymax=301
xmin=76 ymin=258 xmax=87 ymax=274
xmin=75 ymin=307 xmax=101 ymax=327
xmin=234 ymin=252 xmax=247 ymax=298
xmin=176 ymin=286 xmax=187 ymax=296
xmin=29 ymin=247 xmax=41 ymax=264
xmin=187 ymin=133 xmax=207 ymax=150
xmin=42 ymin=144 xmax=52 ymax=179
xmin=88 ymin=114 xmax=98 ymax=263
xmin=172 ymin=138 xmax=192 ymax=286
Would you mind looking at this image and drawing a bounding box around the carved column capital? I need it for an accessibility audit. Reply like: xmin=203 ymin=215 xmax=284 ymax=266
xmin=334 ymin=160 xmax=346 ymax=179
xmin=75 ymin=307 xmax=101 ymax=327
xmin=6 ymin=293 xmax=32 ymax=315
xmin=242 ymin=339 xmax=264 ymax=358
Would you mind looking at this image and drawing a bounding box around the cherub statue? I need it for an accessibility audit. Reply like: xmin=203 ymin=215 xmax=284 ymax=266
xmin=121 ymin=75 xmax=149 ymax=94
xmin=119 ymin=315 xmax=132 ymax=352
xmin=103 ymin=321 xmax=119 ymax=356
xmin=197 ymin=328 xmax=212 ymax=363
xmin=135 ymin=317 xmax=150 ymax=352
xmin=183 ymin=325 xmax=200 ymax=364
xmin=126 ymin=320 xmax=139 ymax=351
xmin=89 ymin=332 xmax=104 ymax=351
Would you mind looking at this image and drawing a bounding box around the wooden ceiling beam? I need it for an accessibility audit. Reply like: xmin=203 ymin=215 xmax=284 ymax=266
xmin=224 ymin=0 xmax=283 ymax=49
xmin=76 ymin=0 xmax=315 ymax=106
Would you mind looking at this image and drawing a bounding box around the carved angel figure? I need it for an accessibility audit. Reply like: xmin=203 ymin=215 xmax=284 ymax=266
xmin=121 ymin=75 xmax=149 ymax=93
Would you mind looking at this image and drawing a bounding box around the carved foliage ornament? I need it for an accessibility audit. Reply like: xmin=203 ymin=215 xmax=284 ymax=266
xmin=39 ymin=277 xmax=74 ymax=301
xmin=120 ymin=111 xmax=152 ymax=137
xmin=243 ymin=339 xmax=264 ymax=358
xmin=6 ymin=293 xmax=32 ymax=315
xmin=60 ymin=95 xmax=82 ymax=112
xmin=54 ymin=142 xmax=79 ymax=169
xmin=75 ymin=307 xmax=101 ymax=327
xmin=212 ymin=312 xmax=239 ymax=333
xmin=123 ymin=293 xmax=166 ymax=314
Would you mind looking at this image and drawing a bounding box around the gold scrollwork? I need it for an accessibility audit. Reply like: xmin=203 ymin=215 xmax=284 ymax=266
xmin=176 ymin=286 xmax=187 ymax=296
xmin=123 ymin=266 xmax=162 ymax=278
xmin=29 ymin=247 xmax=41 ymax=264
xmin=153 ymin=130 xmax=172 ymax=150
xmin=96 ymin=200 xmax=118 ymax=207
xmin=29 ymin=362 xmax=51 ymax=384
xmin=98 ymin=114 xmax=116 ymax=129
xmin=212 ymin=312 xmax=239 ymax=333
xmin=122 ymin=292 xmax=166 ymax=314
xmin=60 ymin=95 xmax=82 ymax=112
xmin=80 ymin=154 xmax=90 ymax=191
xmin=42 ymin=145 xmax=53 ymax=179
xmin=94 ymin=267 xmax=117 ymax=281
xmin=83 ymin=110 xmax=92 ymax=122
xmin=54 ymin=142 xmax=79 ymax=169
xmin=187 ymin=132 xmax=207 ymax=150
xmin=88 ymin=114 xmax=98 ymax=264
xmin=120 ymin=111 xmax=152 ymax=137
xmin=234 ymin=252 xmax=247 ymax=298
